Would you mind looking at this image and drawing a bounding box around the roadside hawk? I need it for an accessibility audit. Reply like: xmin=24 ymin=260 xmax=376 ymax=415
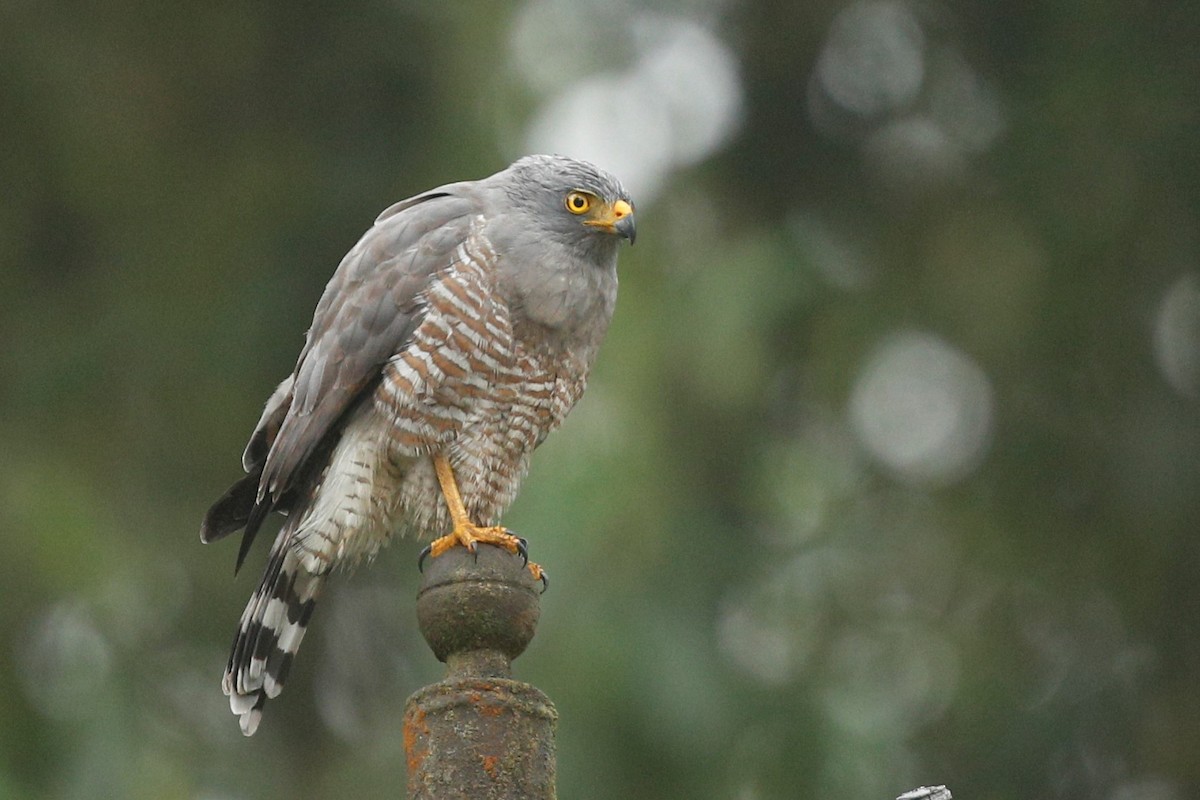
xmin=201 ymin=155 xmax=635 ymax=736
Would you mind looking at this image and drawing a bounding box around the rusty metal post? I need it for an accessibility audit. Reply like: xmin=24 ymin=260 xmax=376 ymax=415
xmin=404 ymin=545 xmax=557 ymax=799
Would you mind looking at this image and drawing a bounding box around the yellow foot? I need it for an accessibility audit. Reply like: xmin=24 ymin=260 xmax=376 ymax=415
xmin=417 ymin=528 xmax=548 ymax=591
xmin=422 ymin=452 xmax=547 ymax=590
xmin=527 ymin=561 xmax=549 ymax=593
xmin=428 ymin=523 xmax=523 ymax=559
xmin=418 ymin=525 xmax=527 ymax=572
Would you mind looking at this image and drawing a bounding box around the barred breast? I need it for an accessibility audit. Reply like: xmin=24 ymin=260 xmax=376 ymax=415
xmin=379 ymin=223 xmax=588 ymax=533
xmin=290 ymin=222 xmax=588 ymax=571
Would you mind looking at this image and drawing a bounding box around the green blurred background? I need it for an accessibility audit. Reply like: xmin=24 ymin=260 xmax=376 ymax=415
xmin=2 ymin=1 xmax=1198 ymax=798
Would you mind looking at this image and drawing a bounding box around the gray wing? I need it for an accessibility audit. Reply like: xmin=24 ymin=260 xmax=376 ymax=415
xmin=201 ymin=183 xmax=479 ymax=562
xmin=258 ymin=185 xmax=479 ymax=502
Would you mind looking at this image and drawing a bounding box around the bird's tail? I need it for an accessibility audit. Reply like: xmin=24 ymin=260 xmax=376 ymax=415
xmin=223 ymin=531 xmax=325 ymax=736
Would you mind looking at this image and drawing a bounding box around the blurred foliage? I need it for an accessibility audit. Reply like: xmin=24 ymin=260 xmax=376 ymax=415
xmin=2 ymin=0 xmax=1198 ymax=799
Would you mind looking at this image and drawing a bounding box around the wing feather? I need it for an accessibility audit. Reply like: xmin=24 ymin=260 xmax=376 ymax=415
xmin=259 ymin=190 xmax=477 ymax=501
xmin=202 ymin=184 xmax=480 ymax=564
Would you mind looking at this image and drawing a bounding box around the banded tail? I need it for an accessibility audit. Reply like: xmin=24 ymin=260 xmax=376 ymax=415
xmin=223 ymin=531 xmax=324 ymax=736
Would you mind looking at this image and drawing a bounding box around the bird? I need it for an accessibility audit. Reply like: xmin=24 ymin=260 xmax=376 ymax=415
xmin=200 ymin=155 xmax=635 ymax=736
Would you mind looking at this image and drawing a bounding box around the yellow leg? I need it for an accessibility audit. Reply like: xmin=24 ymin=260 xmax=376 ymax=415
xmin=422 ymin=454 xmax=546 ymax=587
xmin=425 ymin=453 xmax=523 ymax=560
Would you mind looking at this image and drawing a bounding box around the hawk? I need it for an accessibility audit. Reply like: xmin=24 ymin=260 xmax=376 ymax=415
xmin=201 ymin=155 xmax=635 ymax=735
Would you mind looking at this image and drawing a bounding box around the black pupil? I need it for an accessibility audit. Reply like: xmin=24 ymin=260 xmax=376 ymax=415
xmin=572 ymin=196 xmax=585 ymax=209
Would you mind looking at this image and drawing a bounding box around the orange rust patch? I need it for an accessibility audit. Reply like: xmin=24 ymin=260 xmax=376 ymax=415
xmin=464 ymin=689 xmax=506 ymax=717
xmin=403 ymin=708 xmax=430 ymax=775
xmin=481 ymin=754 xmax=500 ymax=779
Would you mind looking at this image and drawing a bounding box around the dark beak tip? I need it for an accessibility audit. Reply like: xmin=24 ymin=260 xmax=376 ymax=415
xmin=616 ymin=216 xmax=637 ymax=245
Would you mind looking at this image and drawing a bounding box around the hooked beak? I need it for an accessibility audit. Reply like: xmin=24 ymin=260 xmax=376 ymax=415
xmin=585 ymin=199 xmax=637 ymax=245
xmin=612 ymin=199 xmax=636 ymax=244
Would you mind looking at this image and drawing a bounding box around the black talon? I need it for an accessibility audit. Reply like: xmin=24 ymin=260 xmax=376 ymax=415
xmin=515 ymin=536 xmax=529 ymax=567
xmin=417 ymin=544 xmax=433 ymax=572
xmin=538 ymin=568 xmax=549 ymax=594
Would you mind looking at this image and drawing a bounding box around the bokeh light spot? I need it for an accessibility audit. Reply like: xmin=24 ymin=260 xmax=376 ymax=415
xmin=520 ymin=14 xmax=741 ymax=201
xmin=863 ymin=116 xmax=964 ymax=193
xmin=927 ymin=48 xmax=1005 ymax=153
xmin=20 ymin=601 xmax=114 ymax=721
xmin=849 ymin=331 xmax=994 ymax=486
xmin=1153 ymin=272 xmax=1200 ymax=399
xmin=819 ymin=624 xmax=959 ymax=736
xmin=815 ymin=0 xmax=925 ymax=119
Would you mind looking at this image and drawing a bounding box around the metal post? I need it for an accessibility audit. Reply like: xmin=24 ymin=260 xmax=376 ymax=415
xmin=404 ymin=545 xmax=557 ymax=799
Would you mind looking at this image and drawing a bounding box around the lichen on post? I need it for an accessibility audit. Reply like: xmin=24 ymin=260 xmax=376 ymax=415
xmin=404 ymin=545 xmax=557 ymax=799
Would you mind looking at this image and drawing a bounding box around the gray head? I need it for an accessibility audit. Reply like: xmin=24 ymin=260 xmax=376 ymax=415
xmin=473 ymin=155 xmax=632 ymax=339
xmin=495 ymin=155 xmax=636 ymax=258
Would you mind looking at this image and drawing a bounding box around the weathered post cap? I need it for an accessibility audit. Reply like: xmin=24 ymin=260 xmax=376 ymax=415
xmin=407 ymin=545 xmax=557 ymax=799
xmin=416 ymin=544 xmax=541 ymax=672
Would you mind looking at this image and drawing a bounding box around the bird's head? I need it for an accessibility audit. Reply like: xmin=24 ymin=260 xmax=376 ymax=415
xmin=502 ymin=155 xmax=636 ymax=253
xmin=564 ymin=189 xmax=636 ymax=245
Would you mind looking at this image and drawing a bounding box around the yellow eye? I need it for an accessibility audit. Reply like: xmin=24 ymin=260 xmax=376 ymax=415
xmin=565 ymin=191 xmax=592 ymax=215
